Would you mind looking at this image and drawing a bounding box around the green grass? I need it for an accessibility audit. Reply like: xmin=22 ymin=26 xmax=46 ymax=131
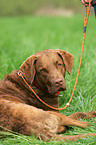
xmin=0 ymin=15 xmax=96 ymax=144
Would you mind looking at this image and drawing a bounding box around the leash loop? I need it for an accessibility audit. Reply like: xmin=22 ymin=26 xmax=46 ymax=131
xmin=18 ymin=1 xmax=91 ymax=111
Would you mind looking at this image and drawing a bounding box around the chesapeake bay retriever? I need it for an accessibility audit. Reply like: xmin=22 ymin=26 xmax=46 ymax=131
xmin=0 ymin=49 xmax=96 ymax=141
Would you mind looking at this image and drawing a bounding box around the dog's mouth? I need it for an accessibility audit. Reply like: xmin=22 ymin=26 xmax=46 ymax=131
xmin=33 ymin=77 xmax=66 ymax=95
xmin=56 ymin=87 xmax=66 ymax=95
xmin=58 ymin=88 xmax=65 ymax=92
xmin=47 ymin=86 xmax=66 ymax=95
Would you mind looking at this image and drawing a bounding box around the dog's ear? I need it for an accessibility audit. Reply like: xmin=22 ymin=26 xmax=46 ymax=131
xmin=20 ymin=55 xmax=38 ymax=84
xmin=55 ymin=49 xmax=73 ymax=74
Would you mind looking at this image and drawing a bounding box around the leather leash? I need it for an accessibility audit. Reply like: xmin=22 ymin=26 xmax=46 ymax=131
xmin=18 ymin=1 xmax=91 ymax=111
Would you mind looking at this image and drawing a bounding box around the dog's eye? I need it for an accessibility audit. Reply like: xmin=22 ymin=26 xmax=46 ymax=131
xmin=56 ymin=61 xmax=62 ymax=66
xmin=58 ymin=63 xmax=62 ymax=66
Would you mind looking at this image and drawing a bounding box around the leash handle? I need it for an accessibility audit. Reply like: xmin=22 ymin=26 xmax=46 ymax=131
xmin=84 ymin=0 xmax=91 ymax=29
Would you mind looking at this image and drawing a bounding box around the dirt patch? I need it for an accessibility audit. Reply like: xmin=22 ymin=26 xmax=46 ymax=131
xmin=35 ymin=7 xmax=74 ymax=17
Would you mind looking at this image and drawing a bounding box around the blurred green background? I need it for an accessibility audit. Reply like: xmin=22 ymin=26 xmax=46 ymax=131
xmin=0 ymin=0 xmax=88 ymax=17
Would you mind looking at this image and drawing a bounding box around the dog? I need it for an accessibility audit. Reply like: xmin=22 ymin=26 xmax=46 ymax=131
xmin=0 ymin=49 xmax=96 ymax=141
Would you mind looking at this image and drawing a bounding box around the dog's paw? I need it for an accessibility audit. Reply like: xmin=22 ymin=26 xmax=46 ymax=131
xmin=86 ymin=111 xmax=96 ymax=119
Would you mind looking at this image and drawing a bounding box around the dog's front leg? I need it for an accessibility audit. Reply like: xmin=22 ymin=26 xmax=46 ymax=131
xmin=68 ymin=111 xmax=96 ymax=120
xmin=48 ymin=112 xmax=90 ymax=128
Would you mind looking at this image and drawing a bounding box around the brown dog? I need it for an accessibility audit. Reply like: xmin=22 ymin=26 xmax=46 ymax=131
xmin=0 ymin=49 xmax=96 ymax=141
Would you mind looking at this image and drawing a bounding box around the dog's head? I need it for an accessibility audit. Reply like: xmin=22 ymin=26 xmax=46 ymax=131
xmin=20 ymin=49 xmax=73 ymax=95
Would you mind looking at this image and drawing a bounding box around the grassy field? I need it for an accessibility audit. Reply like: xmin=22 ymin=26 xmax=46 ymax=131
xmin=0 ymin=15 xmax=96 ymax=144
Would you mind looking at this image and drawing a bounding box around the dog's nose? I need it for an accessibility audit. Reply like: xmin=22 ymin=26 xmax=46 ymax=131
xmin=54 ymin=78 xmax=63 ymax=86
